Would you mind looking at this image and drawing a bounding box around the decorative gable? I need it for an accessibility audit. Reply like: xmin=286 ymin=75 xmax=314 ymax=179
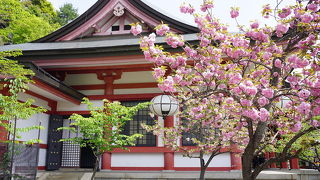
xmin=34 ymin=0 xmax=198 ymax=42
xmin=89 ymin=3 xmax=151 ymax=36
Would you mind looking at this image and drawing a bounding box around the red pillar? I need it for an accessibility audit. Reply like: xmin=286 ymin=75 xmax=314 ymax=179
xmin=281 ymin=161 xmax=288 ymax=168
xmin=289 ymin=158 xmax=299 ymax=169
xmin=163 ymin=116 xmax=174 ymax=170
xmin=101 ymin=152 xmax=111 ymax=170
xmin=230 ymin=144 xmax=242 ymax=170
xmin=264 ymin=153 xmax=270 ymax=168
xmin=0 ymin=84 xmax=9 ymax=141
xmin=269 ymin=152 xmax=277 ymax=168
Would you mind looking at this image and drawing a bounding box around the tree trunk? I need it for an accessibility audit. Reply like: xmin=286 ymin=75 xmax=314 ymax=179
xmin=199 ymin=159 xmax=207 ymax=180
xmin=199 ymin=151 xmax=207 ymax=180
xmin=242 ymin=154 xmax=254 ymax=180
xmin=91 ymin=155 xmax=100 ymax=180
xmin=199 ymin=167 xmax=206 ymax=180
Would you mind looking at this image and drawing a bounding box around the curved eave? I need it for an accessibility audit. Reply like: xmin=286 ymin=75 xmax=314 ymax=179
xmin=130 ymin=0 xmax=198 ymax=33
xmin=33 ymin=0 xmax=198 ymax=43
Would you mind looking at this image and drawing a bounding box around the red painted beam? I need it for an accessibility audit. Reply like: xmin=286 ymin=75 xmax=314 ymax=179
xmin=35 ymin=55 xmax=148 ymax=67
xmin=56 ymin=111 xmax=90 ymax=115
xmin=33 ymin=78 xmax=81 ymax=105
xmin=88 ymin=93 xmax=162 ymax=101
xmin=71 ymin=82 xmax=158 ymax=90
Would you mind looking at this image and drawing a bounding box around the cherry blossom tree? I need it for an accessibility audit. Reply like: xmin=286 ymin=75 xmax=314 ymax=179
xmin=132 ymin=0 xmax=320 ymax=180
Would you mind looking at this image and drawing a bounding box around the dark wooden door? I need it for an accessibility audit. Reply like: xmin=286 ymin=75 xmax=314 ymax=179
xmin=46 ymin=115 xmax=64 ymax=170
xmin=80 ymin=145 xmax=95 ymax=168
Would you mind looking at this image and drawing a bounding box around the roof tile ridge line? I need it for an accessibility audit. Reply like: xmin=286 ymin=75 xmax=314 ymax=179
xmin=32 ymin=0 xmax=110 ymax=43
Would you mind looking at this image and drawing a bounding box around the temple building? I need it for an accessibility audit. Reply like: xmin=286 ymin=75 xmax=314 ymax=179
xmin=1 ymin=0 xmax=296 ymax=173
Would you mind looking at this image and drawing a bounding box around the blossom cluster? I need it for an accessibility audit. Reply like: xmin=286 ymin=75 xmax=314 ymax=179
xmin=131 ymin=1 xmax=320 ymax=154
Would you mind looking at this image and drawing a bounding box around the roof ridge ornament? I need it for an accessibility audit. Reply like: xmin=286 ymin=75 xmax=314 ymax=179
xmin=113 ymin=3 xmax=125 ymax=17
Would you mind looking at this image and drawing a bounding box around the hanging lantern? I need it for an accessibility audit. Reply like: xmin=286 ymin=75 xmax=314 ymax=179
xmin=149 ymin=95 xmax=179 ymax=117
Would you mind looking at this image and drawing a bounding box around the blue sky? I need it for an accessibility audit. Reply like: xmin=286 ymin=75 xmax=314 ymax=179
xmin=48 ymin=0 xmax=295 ymax=32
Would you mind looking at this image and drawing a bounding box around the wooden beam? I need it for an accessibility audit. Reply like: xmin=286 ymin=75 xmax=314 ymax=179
xmin=88 ymin=93 xmax=162 ymax=101
xmin=33 ymin=78 xmax=81 ymax=105
xmin=44 ymin=63 xmax=153 ymax=73
xmin=71 ymin=82 xmax=158 ymax=90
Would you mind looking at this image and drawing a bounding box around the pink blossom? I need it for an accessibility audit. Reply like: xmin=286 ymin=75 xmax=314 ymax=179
xmin=229 ymin=73 xmax=242 ymax=84
xmin=200 ymin=0 xmax=214 ymax=12
xmin=258 ymin=97 xmax=269 ymax=107
xmin=311 ymin=120 xmax=320 ymax=127
xmin=222 ymin=131 xmax=235 ymax=141
xmin=261 ymin=88 xmax=274 ymax=98
xmin=184 ymin=46 xmax=197 ymax=57
xmin=225 ymin=97 xmax=234 ymax=104
xmin=296 ymin=102 xmax=311 ymax=114
xmin=231 ymin=87 xmax=242 ymax=95
xmin=262 ymin=52 xmax=272 ymax=60
xmin=230 ymin=7 xmax=239 ymax=18
xmin=301 ymin=13 xmax=313 ymax=23
xmin=158 ymin=76 xmax=175 ymax=92
xmin=259 ymin=108 xmax=269 ymax=122
xmin=130 ymin=24 xmax=142 ymax=36
xmin=153 ymin=67 xmax=165 ymax=79
xmin=298 ymin=89 xmax=311 ymax=99
xmin=180 ymin=4 xmax=195 ymax=14
xmin=240 ymin=99 xmax=252 ymax=107
xmin=312 ymin=106 xmax=320 ymax=116
xmin=156 ymin=24 xmax=170 ymax=36
xmin=250 ymin=21 xmax=259 ymax=29
xmin=278 ymin=7 xmax=291 ymax=18
xmin=291 ymin=122 xmax=302 ymax=132
xmin=274 ymin=59 xmax=282 ymax=68
xmin=166 ymin=34 xmax=184 ymax=48
xmin=276 ymin=24 xmax=289 ymax=37
xmin=173 ymin=75 xmax=182 ymax=83
xmin=246 ymin=86 xmax=258 ymax=96
xmin=307 ymin=3 xmax=318 ymax=12
xmin=243 ymin=108 xmax=260 ymax=121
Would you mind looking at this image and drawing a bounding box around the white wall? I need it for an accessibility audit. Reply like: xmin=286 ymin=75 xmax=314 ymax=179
xmin=64 ymin=73 xmax=104 ymax=85
xmin=111 ymin=153 xmax=164 ymax=167
xmin=11 ymin=113 xmax=49 ymax=168
xmin=38 ymin=149 xmax=47 ymax=167
xmin=114 ymin=71 xmax=155 ymax=84
xmin=174 ymin=152 xmax=231 ymax=167
xmin=114 ymin=88 xmax=161 ymax=95
xmin=15 ymin=113 xmax=49 ymax=144
xmin=18 ymin=93 xmax=51 ymax=110
xmin=57 ymin=100 xmax=104 ymax=111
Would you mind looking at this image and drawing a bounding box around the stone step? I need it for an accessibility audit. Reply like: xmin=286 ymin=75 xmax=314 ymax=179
xmin=45 ymin=172 xmax=84 ymax=180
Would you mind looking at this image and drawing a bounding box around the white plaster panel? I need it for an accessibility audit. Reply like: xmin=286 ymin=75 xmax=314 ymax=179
xmin=174 ymin=153 xmax=231 ymax=167
xmin=57 ymin=100 xmax=104 ymax=111
xmin=38 ymin=149 xmax=47 ymax=166
xmin=18 ymin=93 xmax=50 ymax=110
xmin=79 ymin=90 xmax=105 ymax=95
xmin=111 ymin=153 xmax=164 ymax=167
xmin=114 ymin=88 xmax=162 ymax=95
xmin=15 ymin=113 xmax=50 ymax=144
xmin=114 ymin=71 xmax=156 ymax=84
xmin=63 ymin=73 xmax=104 ymax=85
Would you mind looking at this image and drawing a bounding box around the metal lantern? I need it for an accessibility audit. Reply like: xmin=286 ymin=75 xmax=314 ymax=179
xmin=149 ymin=95 xmax=179 ymax=117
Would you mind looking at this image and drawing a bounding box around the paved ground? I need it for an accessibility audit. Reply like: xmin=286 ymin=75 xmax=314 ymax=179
xmin=37 ymin=169 xmax=320 ymax=180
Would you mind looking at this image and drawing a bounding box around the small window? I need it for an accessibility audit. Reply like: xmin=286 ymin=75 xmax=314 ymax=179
xmin=122 ymin=101 xmax=156 ymax=147
xmin=111 ymin=26 xmax=120 ymax=31
xmin=124 ymin=25 xmax=131 ymax=30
